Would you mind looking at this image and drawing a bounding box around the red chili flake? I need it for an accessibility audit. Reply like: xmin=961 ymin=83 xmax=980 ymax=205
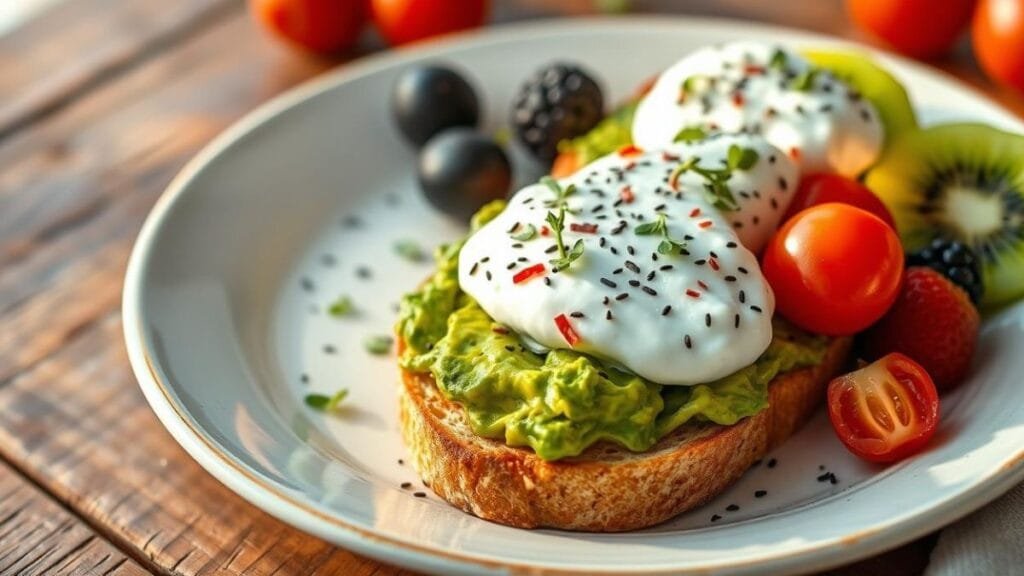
xmin=789 ymin=147 xmax=801 ymax=160
xmin=624 ymin=161 xmax=636 ymax=171
xmin=709 ymin=258 xmax=720 ymax=271
xmin=554 ymin=313 xmax=580 ymax=347
xmin=491 ymin=326 xmax=509 ymax=335
xmin=540 ymin=226 xmax=551 ymax=237
xmin=743 ymin=65 xmax=765 ymax=75
xmin=513 ymin=263 xmax=545 ymax=284
xmin=685 ymin=289 xmax=701 ymax=299
xmin=618 ymin=144 xmax=644 ymax=157
xmin=620 ymin=186 xmax=635 ymax=204
xmin=569 ymin=223 xmax=598 ymax=234
xmin=708 ymin=122 xmax=720 ymax=130
xmin=731 ymin=92 xmax=745 ymax=107
xmin=689 ymin=207 xmax=702 ymax=218
xmin=699 ymin=220 xmax=714 ymax=229
xmin=697 ymin=280 xmax=709 ymax=291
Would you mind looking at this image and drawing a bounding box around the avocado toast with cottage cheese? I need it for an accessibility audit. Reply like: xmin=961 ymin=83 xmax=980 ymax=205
xmin=391 ymin=42 xmax=906 ymax=530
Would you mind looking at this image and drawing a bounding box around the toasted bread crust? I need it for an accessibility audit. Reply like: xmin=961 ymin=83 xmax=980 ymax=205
xmin=399 ymin=336 xmax=851 ymax=532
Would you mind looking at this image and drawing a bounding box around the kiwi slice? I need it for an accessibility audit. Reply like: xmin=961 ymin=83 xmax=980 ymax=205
xmin=866 ymin=123 xmax=1024 ymax=307
xmin=802 ymin=48 xmax=918 ymax=147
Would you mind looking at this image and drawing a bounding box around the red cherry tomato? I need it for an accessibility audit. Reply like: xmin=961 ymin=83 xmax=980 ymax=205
xmin=761 ymin=203 xmax=904 ymax=336
xmin=371 ymin=0 xmax=488 ymax=46
xmin=973 ymin=0 xmax=1024 ymax=96
xmin=785 ymin=173 xmax=897 ymax=230
xmin=250 ymin=0 xmax=369 ymax=54
xmin=828 ymin=353 xmax=940 ymax=463
xmin=845 ymin=0 xmax=975 ymax=58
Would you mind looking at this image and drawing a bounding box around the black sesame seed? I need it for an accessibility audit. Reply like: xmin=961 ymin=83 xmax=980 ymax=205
xmin=642 ymin=286 xmax=658 ymax=296
xmin=651 ymin=252 xmax=659 ymax=261
xmin=592 ymin=204 xmax=605 ymax=213
xmin=601 ymin=278 xmax=617 ymax=288
xmin=684 ymin=334 xmax=693 ymax=349
xmin=778 ymin=177 xmax=788 ymax=191
xmin=481 ymin=257 xmax=490 ymax=263
xmin=662 ymin=305 xmax=672 ymax=316
xmin=613 ymin=198 xmax=624 ymax=207
xmin=545 ymin=245 xmax=559 ymax=254
xmin=506 ymin=221 xmax=521 ymax=234
xmin=544 ymin=277 xmax=552 ymax=287
xmin=738 ymin=266 xmax=749 ymax=274
xmin=616 ymin=293 xmax=629 ymax=301
xmin=606 ymin=310 xmax=614 ymax=320
xmin=323 ymin=344 xmax=337 ymax=354
xmin=711 ymin=514 xmax=722 ymax=522
xmin=625 ymin=260 xmax=640 ymax=273
xmin=726 ymin=504 xmax=740 ymax=512
xmin=860 ymin=108 xmax=871 ymax=122
xmin=654 ymin=203 xmax=667 ymax=211
xmin=613 ymin=268 xmax=624 ymax=275
xmin=610 ymin=246 xmax=620 ymax=255
xmin=599 ymin=237 xmax=607 ymax=247
xmin=705 ymin=313 xmax=712 ymax=327
xmin=739 ymin=290 xmax=746 ymax=303
xmin=755 ymin=490 xmax=767 ymax=498
xmin=602 ymin=296 xmax=610 ymax=305
xmin=401 ymin=482 xmax=412 ymax=489
xmin=504 ymin=345 xmax=515 ymax=352
xmin=767 ymin=458 xmax=777 ymax=468
xmin=647 ymin=271 xmax=656 ymax=281
xmin=398 ymin=459 xmax=404 ymax=465
xmin=695 ymin=259 xmax=707 ymax=266
xmin=300 ymin=277 xmax=315 ymax=292
xmin=709 ymin=251 xmax=718 ymax=258
xmin=506 ymin=262 xmax=517 ymax=270
xmin=414 ymin=492 xmax=427 ymax=498
xmin=750 ymin=305 xmax=763 ymax=313
xmin=817 ymin=472 xmax=832 ymax=482
xmin=660 ymin=265 xmax=674 ymax=271
xmin=612 ymin=221 xmax=627 ymax=235
xmin=724 ymin=275 xmax=737 ymax=282
xmin=628 ymin=279 xmax=641 ymax=287
xmin=768 ymin=155 xmax=776 ymax=164
xmin=470 ymin=262 xmax=479 ymax=275
xmin=300 ymin=373 xmax=310 ymax=384
xmin=627 ymin=245 xmax=636 ymax=256
xmin=734 ymin=314 xmax=740 ymax=328
xmin=819 ymin=464 xmax=826 ymax=470
xmin=830 ymin=474 xmax=838 ymax=485
xmin=512 ymin=242 xmax=524 ymax=248
xmin=517 ymin=257 xmax=527 ymax=262
xmin=570 ymin=311 xmax=585 ymax=318
xmin=486 ymin=271 xmax=493 ymax=281
xmin=726 ymin=241 xmax=738 ymax=248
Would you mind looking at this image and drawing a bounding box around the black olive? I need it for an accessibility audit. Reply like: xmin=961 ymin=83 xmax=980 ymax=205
xmin=392 ymin=65 xmax=479 ymax=147
xmin=418 ymin=129 xmax=511 ymax=220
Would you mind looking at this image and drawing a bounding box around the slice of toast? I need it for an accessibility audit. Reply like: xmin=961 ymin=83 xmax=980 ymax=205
xmin=398 ymin=336 xmax=852 ymax=532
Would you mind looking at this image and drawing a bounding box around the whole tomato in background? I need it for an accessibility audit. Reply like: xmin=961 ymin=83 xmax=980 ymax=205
xmin=371 ymin=0 xmax=490 ymax=46
xmin=784 ymin=173 xmax=897 ymax=230
xmin=973 ymin=0 xmax=1024 ymax=95
xmin=846 ymin=0 xmax=976 ymax=58
xmin=250 ymin=0 xmax=369 ymax=53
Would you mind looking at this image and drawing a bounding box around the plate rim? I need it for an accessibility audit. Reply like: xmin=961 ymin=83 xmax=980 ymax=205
xmin=122 ymin=14 xmax=1024 ymax=576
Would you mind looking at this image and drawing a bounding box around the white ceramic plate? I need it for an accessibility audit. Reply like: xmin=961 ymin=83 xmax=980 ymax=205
xmin=123 ymin=17 xmax=1024 ymax=576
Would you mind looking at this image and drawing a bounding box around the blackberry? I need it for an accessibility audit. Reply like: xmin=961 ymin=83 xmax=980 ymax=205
xmin=511 ymin=63 xmax=604 ymax=163
xmin=907 ymin=238 xmax=984 ymax=304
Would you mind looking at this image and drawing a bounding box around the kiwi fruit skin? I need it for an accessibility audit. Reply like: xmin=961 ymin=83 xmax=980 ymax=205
xmin=802 ymin=48 xmax=918 ymax=148
xmin=865 ymin=123 xmax=1024 ymax=308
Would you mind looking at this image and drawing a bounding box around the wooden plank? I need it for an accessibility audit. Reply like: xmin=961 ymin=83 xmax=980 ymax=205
xmin=0 ymin=0 xmax=237 ymax=140
xmin=0 ymin=458 xmax=147 ymax=575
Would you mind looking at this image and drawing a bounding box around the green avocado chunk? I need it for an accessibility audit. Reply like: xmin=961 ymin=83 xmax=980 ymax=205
xmin=397 ymin=204 xmax=827 ymax=461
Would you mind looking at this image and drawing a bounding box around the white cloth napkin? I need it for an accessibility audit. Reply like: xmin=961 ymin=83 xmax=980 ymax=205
xmin=925 ymin=482 xmax=1024 ymax=575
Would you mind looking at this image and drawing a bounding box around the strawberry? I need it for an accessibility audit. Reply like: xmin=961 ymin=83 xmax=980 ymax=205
xmin=863 ymin=267 xmax=980 ymax=391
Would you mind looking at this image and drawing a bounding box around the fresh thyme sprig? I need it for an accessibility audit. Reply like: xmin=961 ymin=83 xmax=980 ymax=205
xmin=540 ymin=176 xmax=577 ymax=211
xmin=545 ymin=204 xmax=585 ymax=272
xmin=668 ymin=144 xmax=759 ymax=211
xmin=634 ymin=213 xmax=687 ymax=256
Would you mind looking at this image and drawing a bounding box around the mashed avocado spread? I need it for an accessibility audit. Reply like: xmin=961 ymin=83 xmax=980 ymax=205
xmin=398 ymin=201 xmax=826 ymax=461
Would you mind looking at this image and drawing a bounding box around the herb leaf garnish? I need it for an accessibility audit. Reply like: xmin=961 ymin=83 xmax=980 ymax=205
xmin=393 ymin=239 xmax=425 ymax=262
xmin=790 ymin=68 xmax=821 ymax=91
xmin=673 ymin=126 xmax=707 ymax=143
xmin=769 ymin=48 xmax=788 ymax=71
xmin=635 ymin=213 xmax=687 ymax=255
xmin=726 ymin=144 xmax=760 ymax=171
xmin=305 ymin=388 xmax=349 ymax=411
xmin=540 ymin=176 xmax=576 ymax=210
xmin=364 ymin=335 xmax=393 ymax=355
xmin=328 ymin=295 xmax=354 ymax=317
xmin=545 ymin=205 xmax=585 ymax=272
xmin=668 ymin=146 xmax=758 ymax=211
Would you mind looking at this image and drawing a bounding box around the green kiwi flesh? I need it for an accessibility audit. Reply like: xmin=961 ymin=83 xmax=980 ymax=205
xmin=866 ymin=123 xmax=1024 ymax=307
xmin=802 ymin=48 xmax=918 ymax=148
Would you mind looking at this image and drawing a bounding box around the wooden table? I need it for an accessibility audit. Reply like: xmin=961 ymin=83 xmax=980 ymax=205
xmin=1 ymin=1 xmax=1019 ymax=574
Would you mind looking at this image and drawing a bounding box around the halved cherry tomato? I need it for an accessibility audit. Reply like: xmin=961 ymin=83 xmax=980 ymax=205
xmin=972 ymin=0 xmax=1024 ymax=96
xmin=845 ymin=0 xmax=975 ymax=58
xmin=371 ymin=0 xmax=488 ymax=47
xmin=761 ymin=203 xmax=904 ymax=335
xmin=785 ymin=173 xmax=896 ymax=230
xmin=250 ymin=0 xmax=369 ymax=54
xmin=828 ymin=353 xmax=940 ymax=463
